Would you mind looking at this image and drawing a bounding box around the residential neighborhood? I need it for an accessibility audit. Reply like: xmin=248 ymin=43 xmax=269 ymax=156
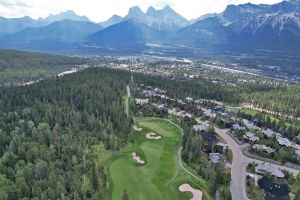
xmin=133 ymin=83 xmax=300 ymax=200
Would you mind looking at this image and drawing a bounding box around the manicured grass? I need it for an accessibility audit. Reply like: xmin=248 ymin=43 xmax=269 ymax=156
xmin=103 ymin=118 xmax=212 ymax=200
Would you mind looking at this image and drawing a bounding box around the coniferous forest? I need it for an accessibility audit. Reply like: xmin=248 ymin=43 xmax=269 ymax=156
xmin=0 ymin=68 xmax=131 ymax=199
xmin=133 ymin=73 xmax=300 ymax=118
xmin=0 ymin=49 xmax=91 ymax=86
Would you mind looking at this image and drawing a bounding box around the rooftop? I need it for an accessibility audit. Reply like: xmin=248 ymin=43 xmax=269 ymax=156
xmin=242 ymin=119 xmax=260 ymax=130
xmin=135 ymin=98 xmax=149 ymax=105
xmin=209 ymin=153 xmax=222 ymax=164
xmin=232 ymin=123 xmax=245 ymax=131
xmin=244 ymin=132 xmax=260 ymax=142
xmin=193 ymin=121 xmax=209 ymax=132
xmin=277 ymin=137 xmax=293 ymax=148
xmin=252 ymin=144 xmax=275 ymax=154
xmin=201 ymin=108 xmax=216 ymax=119
xmin=255 ymin=163 xmax=284 ymax=178
xmin=185 ymin=97 xmax=193 ymax=102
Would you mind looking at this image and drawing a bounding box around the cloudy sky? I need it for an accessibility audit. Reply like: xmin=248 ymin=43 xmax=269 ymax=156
xmin=0 ymin=0 xmax=282 ymax=22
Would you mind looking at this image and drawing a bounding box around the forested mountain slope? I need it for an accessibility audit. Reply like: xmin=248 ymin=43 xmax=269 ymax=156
xmin=0 ymin=68 xmax=131 ymax=199
xmin=0 ymin=49 xmax=90 ymax=86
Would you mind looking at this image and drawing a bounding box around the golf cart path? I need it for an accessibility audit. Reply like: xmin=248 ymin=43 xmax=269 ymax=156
xmin=143 ymin=118 xmax=205 ymax=182
xmin=126 ymin=85 xmax=130 ymax=117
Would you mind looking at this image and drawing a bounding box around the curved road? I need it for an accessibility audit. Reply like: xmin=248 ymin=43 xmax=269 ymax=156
xmin=215 ymin=127 xmax=300 ymax=200
xmin=215 ymin=128 xmax=251 ymax=200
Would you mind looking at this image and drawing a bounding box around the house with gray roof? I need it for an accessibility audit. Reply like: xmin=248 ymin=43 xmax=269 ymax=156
xmin=262 ymin=129 xmax=274 ymax=138
xmin=243 ymin=132 xmax=260 ymax=143
xmin=255 ymin=163 xmax=284 ymax=178
xmin=252 ymin=144 xmax=275 ymax=154
xmin=209 ymin=153 xmax=222 ymax=164
xmin=242 ymin=119 xmax=260 ymax=131
xmin=277 ymin=137 xmax=293 ymax=148
xmin=201 ymin=108 xmax=216 ymax=119
xmin=135 ymin=98 xmax=149 ymax=106
xmin=185 ymin=97 xmax=193 ymax=102
xmin=193 ymin=121 xmax=209 ymax=133
xmin=231 ymin=123 xmax=245 ymax=133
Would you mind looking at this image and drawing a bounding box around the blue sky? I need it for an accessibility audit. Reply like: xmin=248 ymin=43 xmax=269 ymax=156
xmin=0 ymin=0 xmax=282 ymax=22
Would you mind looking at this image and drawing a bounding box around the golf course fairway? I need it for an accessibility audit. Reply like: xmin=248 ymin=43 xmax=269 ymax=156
xmin=104 ymin=118 xmax=212 ymax=200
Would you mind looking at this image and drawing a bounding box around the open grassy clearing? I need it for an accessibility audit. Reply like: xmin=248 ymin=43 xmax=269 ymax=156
xmin=101 ymin=118 xmax=212 ymax=200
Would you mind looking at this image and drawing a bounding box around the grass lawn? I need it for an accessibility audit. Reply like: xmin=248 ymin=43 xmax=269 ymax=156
xmin=102 ymin=118 xmax=212 ymax=200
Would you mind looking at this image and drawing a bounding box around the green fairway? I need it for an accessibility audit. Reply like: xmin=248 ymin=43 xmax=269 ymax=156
xmin=104 ymin=118 xmax=212 ymax=200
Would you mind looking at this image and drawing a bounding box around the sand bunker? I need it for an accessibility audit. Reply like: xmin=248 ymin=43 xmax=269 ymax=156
xmin=131 ymin=152 xmax=145 ymax=164
xmin=133 ymin=125 xmax=143 ymax=131
xmin=179 ymin=184 xmax=202 ymax=200
xmin=146 ymin=132 xmax=162 ymax=140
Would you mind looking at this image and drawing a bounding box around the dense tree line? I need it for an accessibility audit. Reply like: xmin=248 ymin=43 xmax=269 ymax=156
xmin=181 ymin=124 xmax=232 ymax=200
xmin=134 ymin=73 xmax=300 ymax=118
xmin=0 ymin=49 xmax=92 ymax=86
xmin=0 ymin=68 xmax=131 ymax=199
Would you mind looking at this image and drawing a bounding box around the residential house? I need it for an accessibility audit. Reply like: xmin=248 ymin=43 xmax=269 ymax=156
xmin=255 ymin=163 xmax=284 ymax=178
xmin=242 ymin=119 xmax=260 ymax=131
xmin=243 ymin=132 xmax=260 ymax=143
xmin=258 ymin=176 xmax=290 ymax=200
xmin=135 ymin=98 xmax=149 ymax=106
xmin=262 ymin=129 xmax=281 ymax=138
xmin=185 ymin=97 xmax=193 ymax=103
xmin=215 ymin=142 xmax=228 ymax=153
xmin=277 ymin=137 xmax=293 ymax=148
xmin=201 ymin=108 xmax=216 ymax=120
xmin=231 ymin=123 xmax=245 ymax=133
xmin=193 ymin=121 xmax=209 ymax=133
xmin=209 ymin=153 xmax=222 ymax=164
xmin=252 ymin=144 xmax=275 ymax=154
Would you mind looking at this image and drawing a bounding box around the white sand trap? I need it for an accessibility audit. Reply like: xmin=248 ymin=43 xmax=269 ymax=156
xmin=146 ymin=132 xmax=162 ymax=140
xmin=179 ymin=184 xmax=203 ymax=200
xmin=133 ymin=125 xmax=143 ymax=131
xmin=131 ymin=152 xmax=145 ymax=164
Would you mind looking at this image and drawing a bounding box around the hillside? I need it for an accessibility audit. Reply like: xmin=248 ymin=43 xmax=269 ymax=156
xmin=0 ymin=49 xmax=90 ymax=86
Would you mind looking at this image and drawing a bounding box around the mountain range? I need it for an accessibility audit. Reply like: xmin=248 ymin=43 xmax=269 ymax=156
xmin=1 ymin=0 xmax=300 ymax=54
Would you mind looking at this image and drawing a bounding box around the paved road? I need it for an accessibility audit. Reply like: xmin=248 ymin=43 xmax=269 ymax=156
xmin=215 ymin=128 xmax=251 ymax=200
xmin=215 ymin=127 xmax=300 ymax=200
xmin=126 ymin=85 xmax=130 ymax=117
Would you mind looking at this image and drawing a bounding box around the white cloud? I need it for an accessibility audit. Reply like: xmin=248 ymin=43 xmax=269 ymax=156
xmin=0 ymin=0 xmax=283 ymax=22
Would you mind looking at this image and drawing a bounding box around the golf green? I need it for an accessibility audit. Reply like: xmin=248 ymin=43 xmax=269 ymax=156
xmin=105 ymin=118 xmax=212 ymax=200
